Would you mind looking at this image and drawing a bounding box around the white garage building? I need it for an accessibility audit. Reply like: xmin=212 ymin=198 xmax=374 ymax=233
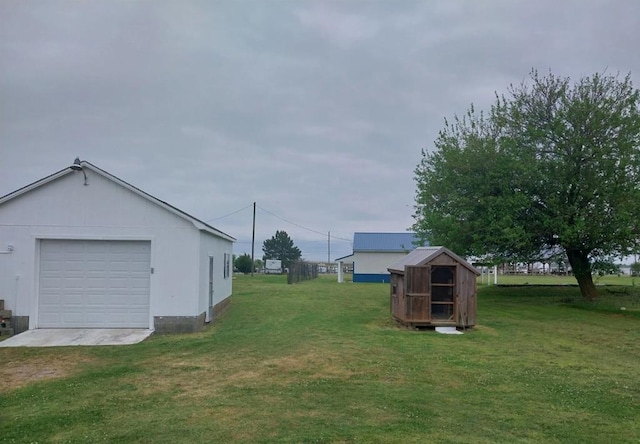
xmin=0 ymin=160 xmax=235 ymax=334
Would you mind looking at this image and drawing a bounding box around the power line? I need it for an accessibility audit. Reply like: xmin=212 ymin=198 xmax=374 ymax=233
xmin=206 ymin=203 xmax=254 ymax=222
xmin=257 ymin=205 xmax=326 ymax=236
xmin=256 ymin=205 xmax=352 ymax=243
xmin=204 ymin=202 xmax=353 ymax=245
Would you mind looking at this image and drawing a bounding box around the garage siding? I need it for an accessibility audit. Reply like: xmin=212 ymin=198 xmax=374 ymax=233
xmin=38 ymin=239 xmax=151 ymax=328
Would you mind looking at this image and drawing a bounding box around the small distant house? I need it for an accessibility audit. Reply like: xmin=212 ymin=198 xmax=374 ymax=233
xmin=388 ymin=247 xmax=480 ymax=328
xmin=347 ymin=232 xmax=422 ymax=283
xmin=0 ymin=159 xmax=235 ymax=334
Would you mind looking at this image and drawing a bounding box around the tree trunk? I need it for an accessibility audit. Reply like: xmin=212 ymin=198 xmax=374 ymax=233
xmin=566 ymin=248 xmax=598 ymax=300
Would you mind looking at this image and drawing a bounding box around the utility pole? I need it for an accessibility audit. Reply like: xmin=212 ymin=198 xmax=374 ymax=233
xmin=328 ymin=231 xmax=331 ymax=264
xmin=251 ymin=202 xmax=256 ymax=277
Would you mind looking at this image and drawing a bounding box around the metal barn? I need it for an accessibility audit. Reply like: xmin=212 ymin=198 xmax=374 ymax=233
xmin=387 ymin=247 xmax=480 ymax=328
xmin=349 ymin=232 xmax=422 ymax=283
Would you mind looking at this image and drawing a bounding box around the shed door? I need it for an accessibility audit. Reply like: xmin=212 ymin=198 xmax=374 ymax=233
xmin=38 ymin=239 xmax=151 ymax=328
xmin=430 ymin=266 xmax=456 ymax=321
xmin=404 ymin=266 xmax=430 ymax=321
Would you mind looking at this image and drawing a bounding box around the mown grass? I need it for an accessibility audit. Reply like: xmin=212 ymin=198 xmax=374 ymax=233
xmin=483 ymin=274 xmax=640 ymax=318
xmin=1 ymin=275 xmax=639 ymax=443
xmin=480 ymin=272 xmax=639 ymax=287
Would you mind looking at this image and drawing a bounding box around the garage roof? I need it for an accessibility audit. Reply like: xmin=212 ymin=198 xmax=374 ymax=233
xmin=0 ymin=160 xmax=236 ymax=242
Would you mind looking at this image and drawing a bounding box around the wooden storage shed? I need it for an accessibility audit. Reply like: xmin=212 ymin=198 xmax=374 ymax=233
xmin=387 ymin=247 xmax=480 ymax=328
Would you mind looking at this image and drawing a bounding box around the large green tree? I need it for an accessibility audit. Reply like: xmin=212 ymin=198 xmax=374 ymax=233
xmin=262 ymin=230 xmax=302 ymax=270
xmin=413 ymin=70 xmax=640 ymax=300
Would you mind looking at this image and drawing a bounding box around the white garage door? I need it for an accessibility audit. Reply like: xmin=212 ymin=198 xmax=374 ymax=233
xmin=39 ymin=239 xmax=151 ymax=328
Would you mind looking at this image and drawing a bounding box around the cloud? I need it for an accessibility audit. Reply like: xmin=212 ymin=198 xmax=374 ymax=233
xmin=295 ymin=3 xmax=381 ymax=49
xmin=2 ymin=0 xmax=640 ymax=260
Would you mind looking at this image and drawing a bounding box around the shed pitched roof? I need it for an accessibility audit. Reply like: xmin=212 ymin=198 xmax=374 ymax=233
xmin=387 ymin=246 xmax=480 ymax=275
xmin=0 ymin=160 xmax=236 ymax=242
xmin=353 ymin=232 xmax=421 ymax=252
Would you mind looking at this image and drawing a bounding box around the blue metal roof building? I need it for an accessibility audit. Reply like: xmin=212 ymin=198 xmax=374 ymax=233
xmin=341 ymin=232 xmax=426 ymax=283
xmin=353 ymin=232 xmax=419 ymax=252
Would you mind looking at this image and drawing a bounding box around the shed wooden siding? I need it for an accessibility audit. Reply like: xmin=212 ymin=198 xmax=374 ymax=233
xmin=404 ymin=265 xmax=430 ymax=322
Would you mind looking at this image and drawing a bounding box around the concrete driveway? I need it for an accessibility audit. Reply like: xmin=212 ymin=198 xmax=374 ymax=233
xmin=0 ymin=329 xmax=154 ymax=347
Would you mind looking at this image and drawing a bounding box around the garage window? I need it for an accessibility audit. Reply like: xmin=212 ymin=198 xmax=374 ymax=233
xmin=223 ymin=253 xmax=231 ymax=278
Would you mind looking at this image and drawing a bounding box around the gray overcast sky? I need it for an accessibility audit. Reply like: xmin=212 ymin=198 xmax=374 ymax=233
xmin=2 ymin=0 xmax=640 ymax=261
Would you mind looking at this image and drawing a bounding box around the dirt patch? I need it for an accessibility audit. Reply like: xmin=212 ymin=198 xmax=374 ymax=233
xmin=129 ymin=349 xmax=356 ymax=399
xmin=1 ymin=355 xmax=94 ymax=391
xmin=473 ymin=324 xmax=498 ymax=335
xmin=261 ymin=350 xmax=356 ymax=381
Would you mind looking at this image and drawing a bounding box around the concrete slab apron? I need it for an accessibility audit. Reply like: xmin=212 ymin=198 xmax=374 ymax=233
xmin=0 ymin=329 xmax=154 ymax=347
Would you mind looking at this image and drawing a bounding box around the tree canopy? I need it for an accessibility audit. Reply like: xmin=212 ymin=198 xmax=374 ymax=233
xmin=262 ymin=230 xmax=302 ymax=270
xmin=413 ymin=70 xmax=640 ymax=300
xmin=234 ymin=254 xmax=253 ymax=274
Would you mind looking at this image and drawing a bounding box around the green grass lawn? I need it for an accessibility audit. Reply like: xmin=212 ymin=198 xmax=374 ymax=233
xmin=484 ymin=273 xmax=639 ymax=287
xmin=1 ymin=275 xmax=639 ymax=443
